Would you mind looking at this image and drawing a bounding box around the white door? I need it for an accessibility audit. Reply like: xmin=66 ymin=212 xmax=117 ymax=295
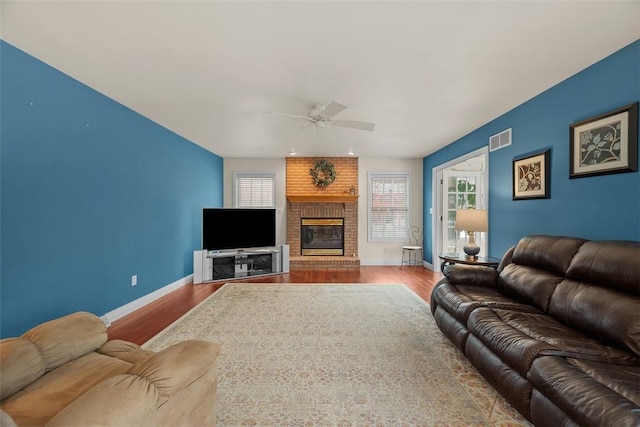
xmin=439 ymin=170 xmax=487 ymax=255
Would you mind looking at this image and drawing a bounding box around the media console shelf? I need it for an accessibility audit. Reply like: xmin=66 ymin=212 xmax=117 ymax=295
xmin=193 ymin=246 xmax=289 ymax=284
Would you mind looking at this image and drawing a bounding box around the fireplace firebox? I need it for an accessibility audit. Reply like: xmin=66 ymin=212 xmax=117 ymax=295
xmin=301 ymin=218 xmax=344 ymax=256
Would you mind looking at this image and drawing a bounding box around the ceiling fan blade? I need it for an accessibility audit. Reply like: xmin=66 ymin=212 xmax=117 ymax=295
xmin=270 ymin=112 xmax=313 ymax=121
xmin=332 ymin=119 xmax=376 ymax=131
xmin=320 ymin=101 xmax=347 ymax=118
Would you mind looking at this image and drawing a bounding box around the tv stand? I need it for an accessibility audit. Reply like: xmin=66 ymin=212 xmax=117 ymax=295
xmin=193 ymin=246 xmax=288 ymax=283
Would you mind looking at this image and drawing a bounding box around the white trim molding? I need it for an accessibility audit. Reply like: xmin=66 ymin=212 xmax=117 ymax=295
xmin=101 ymin=274 xmax=193 ymax=325
xmin=431 ymin=147 xmax=489 ymax=268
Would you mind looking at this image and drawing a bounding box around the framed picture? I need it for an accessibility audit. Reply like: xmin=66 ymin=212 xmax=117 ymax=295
xmin=569 ymin=102 xmax=638 ymax=179
xmin=513 ymin=149 xmax=550 ymax=200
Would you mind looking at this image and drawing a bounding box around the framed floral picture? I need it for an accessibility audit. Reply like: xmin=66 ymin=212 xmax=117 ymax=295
xmin=569 ymin=102 xmax=638 ymax=179
xmin=513 ymin=149 xmax=550 ymax=200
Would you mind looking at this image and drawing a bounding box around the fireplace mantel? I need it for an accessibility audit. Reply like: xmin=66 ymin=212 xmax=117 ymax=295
xmin=286 ymin=195 xmax=359 ymax=204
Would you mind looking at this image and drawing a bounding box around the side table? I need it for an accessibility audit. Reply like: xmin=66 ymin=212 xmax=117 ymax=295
xmin=438 ymin=253 xmax=500 ymax=274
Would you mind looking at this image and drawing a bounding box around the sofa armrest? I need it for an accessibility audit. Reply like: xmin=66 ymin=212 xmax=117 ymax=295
xmin=129 ymin=340 xmax=221 ymax=402
xmin=444 ymin=264 xmax=499 ymax=286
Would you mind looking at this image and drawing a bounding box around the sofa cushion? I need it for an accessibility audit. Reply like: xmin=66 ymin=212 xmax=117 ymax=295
xmin=529 ymin=389 xmax=581 ymax=427
xmin=433 ymin=281 xmax=542 ymax=324
xmin=22 ymin=311 xmax=108 ymax=371
xmin=510 ymin=235 xmax=586 ymax=276
xmin=467 ymin=308 xmax=558 ymax=376
xmin=551 ymin=240 xmax=640 ymax=358
xmin=498 ymin=264 xmax=565 ymax=312
xmin=433 ymin=306 xmax=470 ymax=351
xmin=467 ymin=308 xmax=638 ymax=376
xmin=550 ymin=279 xmax=640 ymax=359
xmin=464 ymin=334 xmax=534 ymax=419
xmin=0 ymin=338 xmax=45 ymax=400
xmin=0 ymin=352 xmax=132 ymax=426
xmin=529 ymin=356 xmax=640 ymax=426
xmin=46 ymin=375 xmax=159 ymax=427
xmin=568 ymin=358 xmax=640 ymax=406
xmin=565 ymin=240 xmax=640 ymax=295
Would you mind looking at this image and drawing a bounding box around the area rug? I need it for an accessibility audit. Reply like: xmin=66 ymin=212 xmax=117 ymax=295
xmin=143 ymin=284 xmax=529 ymax=426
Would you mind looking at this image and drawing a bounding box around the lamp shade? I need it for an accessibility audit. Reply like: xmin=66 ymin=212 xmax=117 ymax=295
xmin=455 ymin=209 xmax=488 ymax=232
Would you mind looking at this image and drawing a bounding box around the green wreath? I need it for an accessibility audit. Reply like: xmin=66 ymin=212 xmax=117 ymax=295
xmin=309 ymin=159 xmax=337 ymax=187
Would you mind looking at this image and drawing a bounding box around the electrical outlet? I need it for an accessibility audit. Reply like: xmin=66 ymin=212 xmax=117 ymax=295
xmin=131 ymin=275 xmax=137 ymax=286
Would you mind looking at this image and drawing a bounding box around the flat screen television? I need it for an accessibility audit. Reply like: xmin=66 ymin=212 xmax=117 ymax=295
xmin=202 ymin=208 xmax=276 ymax=251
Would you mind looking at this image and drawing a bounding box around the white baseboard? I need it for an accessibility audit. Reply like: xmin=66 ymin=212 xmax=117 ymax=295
xmin=360 ymin=260 xmax=435 ymax=271
xmin=102 ymin=274 xmax=193 ymax=325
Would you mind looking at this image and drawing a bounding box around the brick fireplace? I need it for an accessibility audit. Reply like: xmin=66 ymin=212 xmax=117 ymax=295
xmin=286 ymin=157 xmax=360 ymax=271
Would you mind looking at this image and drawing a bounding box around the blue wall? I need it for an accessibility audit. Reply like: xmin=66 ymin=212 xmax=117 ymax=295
xmin=423 ymin=40 xmax=640 ymax=261
xmin=1 ymin=41 xmax=224 ymax=338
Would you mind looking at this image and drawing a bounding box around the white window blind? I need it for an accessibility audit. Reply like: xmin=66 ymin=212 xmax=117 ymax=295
xmin=368 ymin=173 xmax=410 ymax=241
xmin=234 ymin=173 xmax=275 ymax=208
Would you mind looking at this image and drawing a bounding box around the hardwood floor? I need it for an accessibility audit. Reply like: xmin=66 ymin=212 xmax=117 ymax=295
xmin=107 ymin=266 xmax=442 ymax=345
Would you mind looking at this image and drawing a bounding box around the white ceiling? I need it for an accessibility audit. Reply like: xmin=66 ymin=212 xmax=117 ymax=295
xmin=2 ymin=1 xmax=639 ymax=159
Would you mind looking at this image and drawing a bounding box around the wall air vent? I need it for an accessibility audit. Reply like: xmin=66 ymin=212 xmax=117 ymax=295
xmin=489 ymin=128 xmax=512 ymax=152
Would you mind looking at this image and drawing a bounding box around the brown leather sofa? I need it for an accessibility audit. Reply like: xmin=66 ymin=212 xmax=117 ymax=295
xmin=0 ymin=311 xmax=220 ymax=426
xmin=430 ymin=235 xmax=640 ymax=426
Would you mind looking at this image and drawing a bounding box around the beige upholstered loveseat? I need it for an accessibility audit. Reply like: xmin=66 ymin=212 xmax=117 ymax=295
xmin=0 ymin=311 xmax=220 ymax=426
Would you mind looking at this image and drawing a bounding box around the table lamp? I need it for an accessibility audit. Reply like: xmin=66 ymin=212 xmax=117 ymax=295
xmin=455 ymin=208 xmax=488 ymax=260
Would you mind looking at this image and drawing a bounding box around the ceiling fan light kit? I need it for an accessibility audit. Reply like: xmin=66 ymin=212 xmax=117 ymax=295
xmin=274 ymin=101 xmax=376 ymax=132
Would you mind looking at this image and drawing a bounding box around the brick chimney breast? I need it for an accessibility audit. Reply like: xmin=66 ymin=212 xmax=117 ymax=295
xmin=286 ymin=157 xmax=359 ymax=270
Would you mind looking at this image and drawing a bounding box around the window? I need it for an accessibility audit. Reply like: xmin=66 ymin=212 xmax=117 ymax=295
xmin=233 ymin=173 xmax=275 ymax=208
xmin=368 ymin=172 xmax=410 ymax=241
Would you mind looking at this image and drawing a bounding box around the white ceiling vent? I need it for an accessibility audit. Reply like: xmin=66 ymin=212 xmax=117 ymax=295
xmin=489 ymin=128 xmax=512 ymax=152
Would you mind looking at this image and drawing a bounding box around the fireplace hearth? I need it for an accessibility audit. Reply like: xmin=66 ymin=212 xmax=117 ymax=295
xmin=301 ymin=218 xmax=344 ymax=256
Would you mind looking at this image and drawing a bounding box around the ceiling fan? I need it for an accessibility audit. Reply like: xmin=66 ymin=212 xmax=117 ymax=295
xmin=271 ymin=101 xmax=376 ymax=132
